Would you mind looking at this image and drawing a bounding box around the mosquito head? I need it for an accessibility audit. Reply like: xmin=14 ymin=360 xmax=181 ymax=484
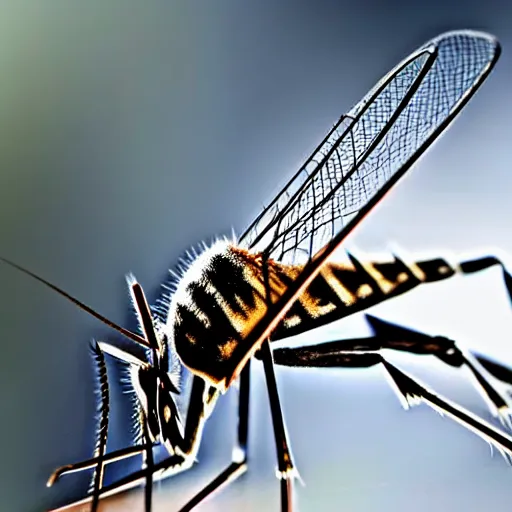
xmin=126 ymin=363 xmax=181 ymax=445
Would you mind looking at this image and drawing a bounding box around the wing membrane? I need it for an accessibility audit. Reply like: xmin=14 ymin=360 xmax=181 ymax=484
xmin=239 ymin=31 xmax=500 ymax=265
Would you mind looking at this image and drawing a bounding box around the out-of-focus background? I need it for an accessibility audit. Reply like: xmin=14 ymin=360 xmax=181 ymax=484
xmin=2 ymin=2 xmax=512 ymax=511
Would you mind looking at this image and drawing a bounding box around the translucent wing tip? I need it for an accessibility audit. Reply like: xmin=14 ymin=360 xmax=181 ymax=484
xmin=429 ymin=29 xmax=499 ymax=48
xmin=238 ymin=28 xmax=501 ymax=266
xmin=426 ymin=29 xmax=501 ymax=75
xmin=351 ymin=29 xmax=500 ymax=119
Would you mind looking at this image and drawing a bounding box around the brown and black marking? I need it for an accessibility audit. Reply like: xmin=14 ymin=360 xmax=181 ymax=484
xmin=169 ymin=243 xmax=509 ymax=391
xmin=270 ymin=251 xmax=456 ymax=340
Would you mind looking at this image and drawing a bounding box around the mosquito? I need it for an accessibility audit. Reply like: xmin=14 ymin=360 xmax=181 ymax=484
xmin=3 ymin=30 xmax=512 ymax=512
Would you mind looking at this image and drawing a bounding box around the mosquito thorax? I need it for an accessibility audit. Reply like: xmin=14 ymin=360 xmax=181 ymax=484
xmin=166 ymin=240 xmax=282 ymax=391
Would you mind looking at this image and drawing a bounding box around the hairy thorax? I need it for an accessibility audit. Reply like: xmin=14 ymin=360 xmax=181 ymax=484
xmin=166 ymin=241 xmax=284 ymax=391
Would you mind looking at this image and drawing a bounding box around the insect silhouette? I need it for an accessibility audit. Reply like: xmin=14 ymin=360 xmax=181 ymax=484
xmin=4 ymin=30 xmax=512 ymax=512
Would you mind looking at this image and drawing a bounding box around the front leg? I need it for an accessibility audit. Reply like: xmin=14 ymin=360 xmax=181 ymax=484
xmin=48 ymin=277 xmax=217 ymax=512
xmin=48 ymin=375 xmax=213 ymax=512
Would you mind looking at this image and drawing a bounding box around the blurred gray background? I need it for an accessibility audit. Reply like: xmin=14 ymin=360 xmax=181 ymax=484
xmin=2 ymin=1 xmax=512 ymax=511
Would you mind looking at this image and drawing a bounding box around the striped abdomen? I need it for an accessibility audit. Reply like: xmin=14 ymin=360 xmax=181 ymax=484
xmin=167 ymin=241 xmax=457 ymax=390
xmin=269 ymin=250 xmax=455 ymax=339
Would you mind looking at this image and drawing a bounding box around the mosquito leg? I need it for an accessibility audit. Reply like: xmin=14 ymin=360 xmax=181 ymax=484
xmin=473 ymin=352 xmax=512 ymax=386
xmin=379 ymin=355 xmax=512 ymax=460
xmin=140 ymin=412 xmax=154 ymax=512
xmin=49 ymin=406 xmax=196 ymax=510
xmin=49 ymin=453 xmax=188 ymax=512
xmin=49 ymin=279 xmax=157 ymax=495
xmin=238 ymin=358 xmax=251 ymax=459
xmin=178 ymin=360 xmax=252 ymax=512
xmin=259 ymin=339 xmax=296 ymax=512
xmin=271 ymin=342 xmax=382 ymax=369
xmin=271 ymin=345 xmax=512 ymax=460
xmin=462 ymin=351 xmax=512 ymax=429
xmin=271 ymin=320 xmax=512 ymax=430
xmin=130 ymin=280 xmax=160 ymax=512
xmin=47 ymin=444 xmax=151 ymax=485
xmin=52 ymin=278 xmax=250 ymax=512
xmin=364 ymin=314 xmax=512 ymax=429
xmin=89 ymin=342 xmax=110 ymax=512
xmin=50 ymin=373 xmax=220 ymax=512
xmin=459 ymin=255 xmax=512 ymax=305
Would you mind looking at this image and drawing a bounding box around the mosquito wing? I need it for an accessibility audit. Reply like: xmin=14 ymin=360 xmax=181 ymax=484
xmin=238 ymin=31 xmax=500 ymax=265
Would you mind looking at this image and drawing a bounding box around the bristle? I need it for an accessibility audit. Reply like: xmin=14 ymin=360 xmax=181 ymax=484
xmin=88 ymin=341 xmax=110 ymax=499
xmin=155 ymin=239 xmax=228 ymax=323
xmin=169 ymin=350 xmax=183 ymax=395
xmin=116 ymin=358 xmax=146 ymax=447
